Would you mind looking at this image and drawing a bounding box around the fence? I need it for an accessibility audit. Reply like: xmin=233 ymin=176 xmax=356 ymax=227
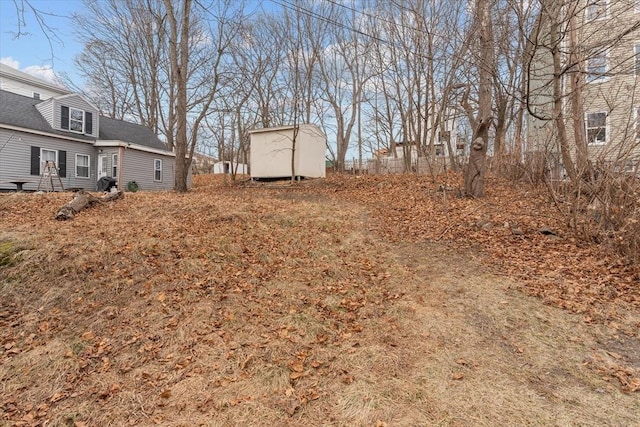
xmin=342 ymin=157 xmax=457 ymax=175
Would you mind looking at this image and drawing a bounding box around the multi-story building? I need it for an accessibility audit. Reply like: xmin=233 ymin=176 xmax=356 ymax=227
xmin=526 ymin=0 xmax=640 ymax=177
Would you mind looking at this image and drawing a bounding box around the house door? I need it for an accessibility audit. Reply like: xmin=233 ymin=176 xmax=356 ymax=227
xmin=97 ymin=154 xmax=108 ymax=179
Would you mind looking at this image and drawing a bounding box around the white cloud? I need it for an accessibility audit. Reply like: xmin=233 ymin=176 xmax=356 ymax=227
xmin=22 ymin=65 xmax=57 ymax=83
xmin=0 ymin=57 xmax=58 ymax=84
xmin=0 ymin=57 xmax=20 ymax=69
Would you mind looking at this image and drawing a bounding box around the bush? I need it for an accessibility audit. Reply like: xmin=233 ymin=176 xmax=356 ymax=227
xmin=126 ymin=181 xmax=139 ymax=192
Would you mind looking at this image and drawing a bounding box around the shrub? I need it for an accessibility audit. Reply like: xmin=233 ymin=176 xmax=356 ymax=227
xmin=126 ymin=181 xmax=139 ymax=192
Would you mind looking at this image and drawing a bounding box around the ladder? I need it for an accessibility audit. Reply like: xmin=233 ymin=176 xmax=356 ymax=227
xmin=37 ymin=161 xmax=65 ymax=192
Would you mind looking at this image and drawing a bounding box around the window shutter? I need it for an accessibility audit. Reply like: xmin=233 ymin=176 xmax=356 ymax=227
xmin=30 ymin=146 xmax=40 ymax=175
xmin=85 ymin=112 xmax=93 ymax=135
xmin=61 ymin=106 xmax=69 ymax=130
xmin=58 ymin=151 xmax=67 ymax=178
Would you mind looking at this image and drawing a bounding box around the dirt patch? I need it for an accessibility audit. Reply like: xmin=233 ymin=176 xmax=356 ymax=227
xmin=390 ymin=242 xmax=639 ymax=425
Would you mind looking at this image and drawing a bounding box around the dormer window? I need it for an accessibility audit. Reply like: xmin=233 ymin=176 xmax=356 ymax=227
xmin=61 ymin=105 xmax=93 ymax=135
xmin=69 ymin=108 xmax=84 ymax=132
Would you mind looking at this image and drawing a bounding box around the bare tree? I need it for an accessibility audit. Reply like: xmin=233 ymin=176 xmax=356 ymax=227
xmin=463 ymin=0 xmax=495 ymax=197
xmin=73 ymin=0 xmax=167 ymax=132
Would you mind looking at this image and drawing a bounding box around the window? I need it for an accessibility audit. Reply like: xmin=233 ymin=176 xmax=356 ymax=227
xmin=69 ymin=108 xmax=84 ymax=132
xmin=76 ymin=154 xmax=90 ymax=178
xmin=41 ymin=148 xmax=58 ymax=175
xmin=586 ymin=112 xmax=607 ymax=145
xmin=586 ymin=0 xmax=608 ymax=21
xmin=154 ymin=159 xmax=162 ymax=182
xmin=30 ymin=147 xmax=66 ymax=177
xmin=586 ymin=51 xmax=608 ymax=82
xmin=33 ymin=92 xmax=40 ymax=100
xmin=624 ymin=160 xmax=636 ymax=174
xmin=635 ymin=43 xmax=640 ymax=77
xmin=60 ymin=106 xmax=93 ymax=135
xmin=112 ymin=153 xmax=118 ymax=178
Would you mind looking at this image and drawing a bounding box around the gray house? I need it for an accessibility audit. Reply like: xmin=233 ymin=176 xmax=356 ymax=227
xmin=0 ymin=64 xmax=178 ymax=192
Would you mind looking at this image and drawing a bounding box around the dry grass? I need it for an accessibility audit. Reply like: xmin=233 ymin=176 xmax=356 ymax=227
xmin=0 ymin=175 xmax=638 ymax=426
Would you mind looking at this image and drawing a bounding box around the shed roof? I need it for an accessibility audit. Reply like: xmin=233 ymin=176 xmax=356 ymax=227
xmin=248 ymin=123 xmax=325 ymax=135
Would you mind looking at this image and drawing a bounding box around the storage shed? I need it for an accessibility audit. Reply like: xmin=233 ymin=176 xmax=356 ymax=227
xmin=249 ymin=124 xmax=326 ymax=179
xmin=213 ymin=161 xmax=248 ymax=175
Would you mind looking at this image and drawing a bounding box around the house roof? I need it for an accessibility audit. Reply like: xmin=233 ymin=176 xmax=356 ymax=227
xmin=0 ymin=89 xmax=170 ymax=152
xmin=0 ymin=63 xmax=70 ymax=96
xmin=98 ymin=116 xmax=168 ymax=151
xmin=0 ymin=89 xmax=94 ymax=142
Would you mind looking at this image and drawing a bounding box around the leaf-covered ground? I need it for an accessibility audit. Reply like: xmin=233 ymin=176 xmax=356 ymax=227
xmin=1 ymin=174 xmax=638 ymax=426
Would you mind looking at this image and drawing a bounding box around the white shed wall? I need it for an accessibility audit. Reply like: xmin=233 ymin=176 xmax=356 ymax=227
xmin=250 ymin=124 xmax=326 ymax=179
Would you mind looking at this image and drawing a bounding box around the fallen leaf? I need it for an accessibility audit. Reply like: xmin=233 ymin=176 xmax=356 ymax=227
xmin=290 ymin=360 xmax=304 ymax=373
xmin=289 ymin=371 xmax=304 ymax=380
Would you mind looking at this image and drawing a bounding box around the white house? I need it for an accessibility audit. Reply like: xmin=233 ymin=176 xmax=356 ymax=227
xmin=249 ymin=124 xmax=326 ymax=179
xmin=0 ymin=63 xmax=179 ymax=192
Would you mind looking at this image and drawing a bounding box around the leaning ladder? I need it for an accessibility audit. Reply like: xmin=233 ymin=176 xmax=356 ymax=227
xmin=37 ymin=161 xmax=65 ymax=192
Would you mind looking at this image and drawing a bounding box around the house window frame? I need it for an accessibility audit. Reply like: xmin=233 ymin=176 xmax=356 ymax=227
xmin=585 ymin=111 xmax=608 ymax=145
xmin=40 ymin=148 xmax=58 ymax=175
xmin=154 ymin=159 xmax=162 ymax=182
xmin=75 ymin=153 xmax=90 ymax=179
xmin=585 ymin=0 xmax=609 ymax=21
xmin=112 ymin=153 xmax=118 ymax=178
xmin=68 ymin=107 xmax=85 ymax=134
xmin=586 ymin=50 xmax=609 ymax=83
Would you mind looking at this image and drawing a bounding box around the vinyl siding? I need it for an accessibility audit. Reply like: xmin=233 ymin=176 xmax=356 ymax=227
xmin=568 ymin=0 xmax=640 ymax=161
xmin=122 ymin=148 xmax=175 ymax=191
xmin=0 ymin=128 xmax=97 ymax=191
xmin=35 ymin=99 xmax=55 ymax=129
xmin=0 ymin=80 xmax=66 ymax=100
xmin=52 ymin=96 xmax=99 ymax=137
xmin=527 ymin=0 xmax=640 ymax=163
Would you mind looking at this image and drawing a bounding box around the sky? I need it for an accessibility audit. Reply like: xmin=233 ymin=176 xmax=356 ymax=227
xmin=0 ymin=0 xmax=84 ymax=83
xmin=0 ymin=0 xmax=273 ymax=85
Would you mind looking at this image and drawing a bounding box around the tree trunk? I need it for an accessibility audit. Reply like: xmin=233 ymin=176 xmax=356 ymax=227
xmin=464 ymin=0 xmax=494 ymax=198
xmin=55 ymin=190 xmax=124 ymax=221
xmin=568 ymin=2 xmax=590 ymax=179
xmin=164 ymin=0 xmax=191 ymax=193
xmin=547 ymin=2 xmax=579 ymax=184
